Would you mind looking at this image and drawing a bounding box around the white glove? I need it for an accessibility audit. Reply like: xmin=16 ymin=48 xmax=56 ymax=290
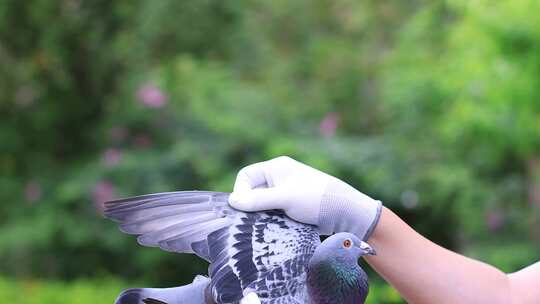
xmin=228 ymin=156 xmax=382 ymax=240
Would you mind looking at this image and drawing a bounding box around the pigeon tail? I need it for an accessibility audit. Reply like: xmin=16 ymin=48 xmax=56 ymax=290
xmin=114 ymin=276 xmax=213 ymax=304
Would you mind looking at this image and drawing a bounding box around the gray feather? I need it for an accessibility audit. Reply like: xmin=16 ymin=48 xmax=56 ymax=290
xmin=105 ymin=191 xmax=321 ymax=304
xmin=114 ymin=276 xmax=211 ymax=304
xmin=105 ymin=191 xmax=235 ymax=255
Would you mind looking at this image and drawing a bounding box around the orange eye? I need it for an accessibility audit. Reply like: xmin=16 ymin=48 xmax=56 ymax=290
xmin=343 ymin=239 xmax=352 ymax=248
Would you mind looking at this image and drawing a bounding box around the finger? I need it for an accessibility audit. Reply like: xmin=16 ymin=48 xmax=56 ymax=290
xmin=229 ymin=187 xmax=289 ymax=212
xmin=233 ymin=162 xmax=269 ymax=193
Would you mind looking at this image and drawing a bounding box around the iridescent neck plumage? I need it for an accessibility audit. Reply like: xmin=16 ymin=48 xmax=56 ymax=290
xmin=306 ymin=257 xmax=369 ymax=304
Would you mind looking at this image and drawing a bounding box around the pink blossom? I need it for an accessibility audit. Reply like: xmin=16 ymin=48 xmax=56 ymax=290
xmin=485 ymin=209 xmax=505 ymax=232
xmin=133 ymin=134 xmax=152 ymax=149
xmin=527 ymin=158 xmax=540 ymax=207
xmin=109 ymin=126 xmax=128 ymax=142
xmin=102 ymin=148 xmax=122 ymax=167
xmin=24 ymin=181 xmax=42 ymax=203
xmin=92 ymin=181 xmax=116 ymax=213
xmin=136 ymin=83 xmax=167 ymax=108
xmin=319 ymin=112 xmax=339 ymax=137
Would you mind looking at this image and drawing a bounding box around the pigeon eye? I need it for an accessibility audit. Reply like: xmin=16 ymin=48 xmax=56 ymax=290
xmin=343 ymin=239 xmax=352 ymax=248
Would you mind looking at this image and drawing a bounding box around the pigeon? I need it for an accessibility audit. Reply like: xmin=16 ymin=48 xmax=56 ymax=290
xmin=104 ymin=191 xmax=376 ymax=304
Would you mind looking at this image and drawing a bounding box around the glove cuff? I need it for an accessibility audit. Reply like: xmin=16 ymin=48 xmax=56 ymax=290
xmin=318 ymin=178 xmax=382 ymax=241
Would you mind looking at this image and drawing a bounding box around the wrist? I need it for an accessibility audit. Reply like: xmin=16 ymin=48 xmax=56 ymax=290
xmin=365 ymin=207 xmax=396 ymax=244
xmin=364 ymin=201 xmax=383 ymax=240
xmin=318 ymin=178 xmax=383 ymax=240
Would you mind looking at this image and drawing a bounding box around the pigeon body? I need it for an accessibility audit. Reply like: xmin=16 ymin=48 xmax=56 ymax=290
xmin=105 ymin=191 xmax=374 ymax=304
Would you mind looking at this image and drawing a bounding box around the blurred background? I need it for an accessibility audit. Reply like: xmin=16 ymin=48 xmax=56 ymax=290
xmin=1 ymin=0 xmax=539 ymax=303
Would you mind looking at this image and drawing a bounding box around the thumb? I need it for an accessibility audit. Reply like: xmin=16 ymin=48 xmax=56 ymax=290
xmin=229 ymin=187 xmax=290 ymax=212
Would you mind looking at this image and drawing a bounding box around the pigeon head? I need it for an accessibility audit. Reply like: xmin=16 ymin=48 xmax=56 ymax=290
xmin=307 ymin=232 xmax=375 ymax=304
xmin=314 ymin=232 xmax=376 ymax=263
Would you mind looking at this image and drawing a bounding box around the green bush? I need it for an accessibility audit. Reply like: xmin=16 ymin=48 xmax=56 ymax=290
xmin=0 ymin=277 xmax=404 ymax=304
xmin=0 ymin=277 xmax=125 ymax=304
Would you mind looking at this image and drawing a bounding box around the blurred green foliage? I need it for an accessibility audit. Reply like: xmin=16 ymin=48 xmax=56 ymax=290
xmin=0 ymin=277 xmax=126 ymax=304
xmin=1 ymin=0 xmax=539 ymax=302
xmin=0 ymin=277 xmax=401 ymax=304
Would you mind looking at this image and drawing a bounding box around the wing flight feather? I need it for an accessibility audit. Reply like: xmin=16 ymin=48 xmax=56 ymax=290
xmin=104 ymin=191 xmax=320 ymax=304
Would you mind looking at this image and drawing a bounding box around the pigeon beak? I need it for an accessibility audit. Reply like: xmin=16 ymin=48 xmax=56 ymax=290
xmin=359 ymin=241 xmax=376 ymax=256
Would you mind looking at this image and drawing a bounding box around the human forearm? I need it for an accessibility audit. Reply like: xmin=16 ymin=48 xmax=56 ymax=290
xmin=508 ymin=261 xmax=540 ymax=303
xmin=365 ymin=207 xmax=512 ymax=304
xmin=229 ymin=157 xmax=538 ymax=303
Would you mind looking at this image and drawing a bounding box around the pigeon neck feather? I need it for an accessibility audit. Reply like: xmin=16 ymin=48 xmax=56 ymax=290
xmin=306 ymin=250 xmax=368 ymax=304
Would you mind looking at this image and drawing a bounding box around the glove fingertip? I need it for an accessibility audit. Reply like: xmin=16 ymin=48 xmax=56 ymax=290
xmin=229 ymin=192 xmax=257 ymax=211
xmin=228 ymin=192 xmax=240 ymax=204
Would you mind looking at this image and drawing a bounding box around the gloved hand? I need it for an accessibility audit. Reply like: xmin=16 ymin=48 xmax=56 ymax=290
xmin=229 ymin=156 xmax=382 ymax=241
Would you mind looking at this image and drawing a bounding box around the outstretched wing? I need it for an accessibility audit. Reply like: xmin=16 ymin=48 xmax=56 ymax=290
xmin=104 ymin=191 xmax=320 ymax=304
xmin=104 ymin=191 xmax=234 ymax=259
